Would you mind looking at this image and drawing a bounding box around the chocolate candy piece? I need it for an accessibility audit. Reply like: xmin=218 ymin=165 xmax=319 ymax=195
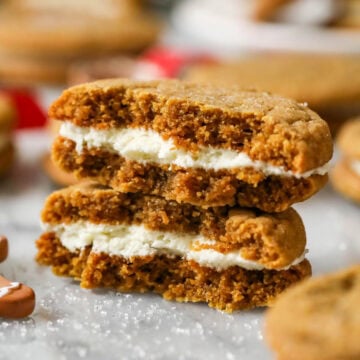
xmin=0 ymin=275 xmax=35 ymax=318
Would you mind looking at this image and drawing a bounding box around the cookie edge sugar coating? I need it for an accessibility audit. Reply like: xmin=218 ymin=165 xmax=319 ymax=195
xmin=265 ymin=265 xmax=360 ymax=360
xmin=336 ymin=117 xmax=360 ymax=159
xmin=48 ymin=79 xmax=333 ymax=174
xmin=40 ymin=182 xmax=306 ymax=270
xmin=52 ymin=136 xmax=328 ymax=212
xmin=330 ymin=159 xmax=360 ymax=204
xmin=36 ymin=233 xmax=311 ymax=313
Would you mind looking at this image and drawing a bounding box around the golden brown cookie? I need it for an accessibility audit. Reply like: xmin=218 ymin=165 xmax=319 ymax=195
xmin=186 ymin=54 xmax=360 ymax=135
xmin=36 ymin=182 xmax=311 ymax=312
xmin=336 ymin=118 xmax=360 ymax=159
xmin=265 ymin=265 xmax=360 ymax=360
xmin=330 ymin=118 xmax=360 ymax=204
xmin=333 ymin=0 xmax=360 ymax=28
xmin=331 ymin=159 xmax=360 ymax=204
xmin=0 ymin=6 xmax=160 ymax=58
xmin=49 ymin=78 xmax=332 ymax=212
xmin=0 ymin=1 xmax=160 ymax=85
xmin=253 ymin=0 xmax=293 ymax=21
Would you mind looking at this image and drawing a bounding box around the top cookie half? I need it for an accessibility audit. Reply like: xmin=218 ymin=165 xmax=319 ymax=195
xmin=50 ymin=79 xmax=332 ymax=211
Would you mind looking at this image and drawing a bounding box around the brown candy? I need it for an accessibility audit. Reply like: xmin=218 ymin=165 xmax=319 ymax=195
xmin=0 ymin=236 xmax=35 ymax=318
xmin=0 ymin=236 xmax=8 ymax=263
xmin=0 ymin=276 xmax=35 ymax=318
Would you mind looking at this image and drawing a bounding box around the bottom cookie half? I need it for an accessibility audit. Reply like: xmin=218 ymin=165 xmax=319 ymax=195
xmin=36 ymin=232 xmax=311 ymax=312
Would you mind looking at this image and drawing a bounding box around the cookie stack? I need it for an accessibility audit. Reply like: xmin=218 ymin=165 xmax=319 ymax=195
xmin=36 ymin=79 xmax=332 ymax=311
xmin=266 ymin=265 xmax=360 ymax=360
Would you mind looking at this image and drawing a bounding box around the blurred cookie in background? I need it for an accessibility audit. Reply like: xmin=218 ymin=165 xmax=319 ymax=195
xmin=254 ymin=0 xmax=341 ymax=25
xmin=0 ymin=52 xmax=68 ymax=86
xmin=0 ymin=95 xmax=16 ymax=178
xmin=333 ymin=0 xmax=360 ymax=28
xmin=186 ymin=54 xmax=360 ymax=135
xmin=331 ymin=118 xmax=360 ymax=204
xmin=0 ymin=0 xmax=161 ymax=86
xmin=265 ymin=265 xmax=360 ymax=360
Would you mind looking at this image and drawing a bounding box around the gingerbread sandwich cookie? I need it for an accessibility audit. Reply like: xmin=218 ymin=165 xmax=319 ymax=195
xmin=36 ymin=182 xmax=311 ymax=312
xmin=49 ymin=79 xmax=332 ymax=212
xmin=331 ymin=118 xmax=360 ymax=204
xmin=265 ymin=265 xmax=360 ymax=360
xmin=0 ymin=236 xmax=35 ymax=318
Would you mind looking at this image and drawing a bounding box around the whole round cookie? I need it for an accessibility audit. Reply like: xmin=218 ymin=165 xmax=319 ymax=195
xmin=336 ymin=118 xmax=360 ymax=159
xmin=0 ymin=7 xmax=160 ymax=58
xmin=265 ymin=265 xmax=360 ymax=360
xmin=0 ymin=52 xmax=69 ymax=85
xmin=331 ymin=159 xmax=360 ymax=204
xmin=0 ymin=1 xmax=160 ymax=85
xmin=186 ymin=54 xmax=360 ymax=134
xmin=330 ymin=118 xmax=360 ymax=204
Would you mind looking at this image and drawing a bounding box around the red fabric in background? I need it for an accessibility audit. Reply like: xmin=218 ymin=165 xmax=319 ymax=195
xmin=1 ymin=89 xmax=47 ymax=129
xmin=140 ymin=46 xmax=216 ymax=78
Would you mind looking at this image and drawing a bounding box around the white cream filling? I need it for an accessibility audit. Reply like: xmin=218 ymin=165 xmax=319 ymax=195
xmin=42 ymin=221 xmax=305 ymax=271
xmin=350 ymin=160 xmax=360 ymax=176
xmin=59 ymin=122 xmax=330 ymax=178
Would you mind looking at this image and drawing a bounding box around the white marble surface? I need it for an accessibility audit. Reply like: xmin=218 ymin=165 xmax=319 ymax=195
xmin=0 ymin=129 xmax=359 ymax=360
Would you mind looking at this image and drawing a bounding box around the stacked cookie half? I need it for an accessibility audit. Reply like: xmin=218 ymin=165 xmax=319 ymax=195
xmin=36 ymin=79 xmax=332 ymax=311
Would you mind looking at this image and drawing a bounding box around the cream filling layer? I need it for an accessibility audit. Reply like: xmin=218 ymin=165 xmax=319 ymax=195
xmin=42 ymin=221 xmax=305 ymax=271
xmin=59 ymin=122 xmax=330 ymax=178
xmin=350 ymin=160 xmax=360 ymax=176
